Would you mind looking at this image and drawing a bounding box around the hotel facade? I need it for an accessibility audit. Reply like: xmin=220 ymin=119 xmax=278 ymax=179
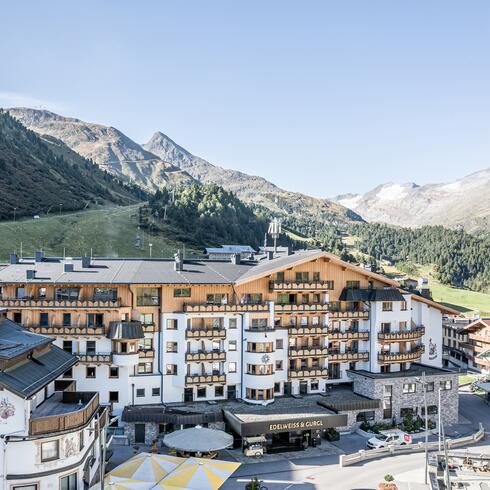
xmin=0 ymin=249 xmax=459 ymax=449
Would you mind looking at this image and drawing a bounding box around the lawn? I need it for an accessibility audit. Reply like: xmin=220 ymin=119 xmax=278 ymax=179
xmin=0 ymin=205 xmax=200 ymax=260
xmin=458 ymin=374 xmax=477 ymax=386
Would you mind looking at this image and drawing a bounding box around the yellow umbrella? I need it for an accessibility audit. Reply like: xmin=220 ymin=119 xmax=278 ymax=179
xmin=90 ymin=476 xmax=155 ymax=490
xmin=156 ymin=457 xmax=241 ymax=490
xmin=108 ymin=453 xmax=186 ymax=482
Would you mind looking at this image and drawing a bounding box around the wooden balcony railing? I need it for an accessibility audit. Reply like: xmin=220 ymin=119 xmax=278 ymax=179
xmin=29 ymin=392 xmax=99 ymax=436
xmin=328 ymin=329 xmax=370 ymax=341
xmin=378 ymin=346 xmax=425 ymax=363
xmin=288 ymin=325 xmax=329 ymax=335
xmin=27 ymin=325 xmax=105 ymax=336
xmin=77 ymin=352 xmax=113 ymax=363
xmin=185 ymin=374 xmax=226 ymax=385
xmin=289 ymin=368 xmax=328 ymax=378
xmin=378 ymin=326 xmax=425 ymax=341
xmin=185 ymin=351 xmax=226 ymax=362
xmin=328 ymin=350 xmax=370 ymax=362
xmin=288 ymin=346 xmax=329 ymax=357
xmin=275 ymin=303 xmax=329 ymax=313
xmin=270 ymin=281 xmax=333 ymax=291
xmin=184 ymin=303 xmax=269 ymax=313
xmin=185 ymin=328 xmax=226 ymax=339
xmin=142 ymin=323 xmax=158 ymax=333
xmin=0 ymin=297 xmax=121 ymax=308
xmin=329 ymin=310 xmax=370 ymax=320
xmin=138 ymin=349 xmax=155 ymax=359
xmin=468 ymin=333 xmax=490 ymax=344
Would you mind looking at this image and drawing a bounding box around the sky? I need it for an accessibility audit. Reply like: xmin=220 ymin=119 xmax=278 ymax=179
xmin=1 ymin=1 xmax=489 ymax=197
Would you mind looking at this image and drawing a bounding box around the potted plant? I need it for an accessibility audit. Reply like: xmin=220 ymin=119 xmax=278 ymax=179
xmin=245 ymin=477 xmax=262 ymax=490
xmin=378 ymin=474 xmax=397 ymax=490
xmin=325 ymin=428 xmax=340 ymax=441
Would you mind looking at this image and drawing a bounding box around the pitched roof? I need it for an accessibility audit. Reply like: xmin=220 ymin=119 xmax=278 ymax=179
xmin=108 ymin=321 xmax=145 ymax=339
xmin=339 ymin=288 xmax=406 ymax=302
xmin=464 ymin=318 xmax=490 ymax=332
xmin=0 ymin=344 xmax=77 ymax=398
xmin=0 ymin=317 xmax=51 ymax=360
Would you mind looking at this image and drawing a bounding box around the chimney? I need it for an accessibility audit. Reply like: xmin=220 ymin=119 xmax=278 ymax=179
xmin=26 ymin=270 xmax=36 ymax=280
xmin=174 ymin=250 xmax=184 ymax=272
xmin=267 ymin=250 xmax=274 ymax=260
xmin=82 ymin=256 xmax=91 ymax=268
xmin=9 ymin=253 xmax=18 ymax=265
xmin=35 ymin=251 xmax=44 ymax=263
xmin=231 ymin=253 xmax=241 ymax=265
xmin=287 ymin=247 xmax=293 ymax=256
xmin=64 ymin=261 xmax=74 ymax=273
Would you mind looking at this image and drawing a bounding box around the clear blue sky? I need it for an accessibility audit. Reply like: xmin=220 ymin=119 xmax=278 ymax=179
xmin=1 ymin=1 xmax=489 ymax=196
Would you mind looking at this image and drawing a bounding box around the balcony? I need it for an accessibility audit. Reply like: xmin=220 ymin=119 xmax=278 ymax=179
xmin=185 ymin=351 xmax=226 ymax=362
xmin=139 ymin=349 xmax=155 ymax=359
xmin=329 ymin=309 xmax=369 ymax=320
xmin=184 ymin=303 xmax=269 ymax=313
xmin=185 ymin=374 xmax=226 ymax=385
xmin=245 ymin=326 xmax=276 ymax=333
xmin=142 ymin=323 xmax=158 ymax=333
xmin=328 ymin=350 xmax=370 ymax=362
xmin=185 ymin=328 xmax=226 ymax=339
xmin=113 ymin=352 xmax=140 ymax=366
xmin=0 ymin=297 xmax=121 ymax=309
xmin=77 ymin=352 xmax=112 ymax=363
xmin=328 ymin=329 xmax=370 ymax=341
xmin=378 ymin=346 xmax=425 ymax=363
xmin=275 ymin=303 xmax=329 ymax=313
xmin=270 ymin=281 xmax=333 ymax=291
xmin=27 ymin=324 xmax=105 ymax=336
xmin=29 ymin=391 xmax=100 ymax=436
xmin=288 ymin=346 xmax=329 ymax=357
xmin=468 ymin=333 xmax=490 ymax=344
xmin=289 ymin=367 xmax=328 ymax=378
xmin=288 ymin=325 xmax=329 ymax=336
xmin=378 ymin=326 xmax=425 ymax=341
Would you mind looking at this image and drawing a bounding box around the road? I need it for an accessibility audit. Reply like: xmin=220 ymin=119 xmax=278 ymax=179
xmin=222 ymin=389 xmax=490 ymax=490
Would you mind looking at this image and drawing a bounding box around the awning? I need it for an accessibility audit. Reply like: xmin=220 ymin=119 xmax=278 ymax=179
xmin=318 ymin=398 xmax=380 ymax=412
xmin=163 ymin=426 xmax=233 ymax=453
xmin=244 ymin=436 xmax=266 ymax=444
xmin=121 ymin=405 xmax=223 ymax=426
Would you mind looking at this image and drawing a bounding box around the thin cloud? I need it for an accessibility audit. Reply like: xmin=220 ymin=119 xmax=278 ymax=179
xmin=0 ymin=91 xmax=67 ymax=113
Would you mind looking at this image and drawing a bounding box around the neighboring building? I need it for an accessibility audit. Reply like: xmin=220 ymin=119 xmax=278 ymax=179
xmin=442 ymin=316 xmax=473 ymax=370
xmin=205 ymin=245 xmax=256 ymax=261
xmin=462 ymin=318 xmax=490 ymax=374
xmin=0 ymin=309 xmax=107 ymax=490
xmin=0 ymin=249 xmax=459 ymax=449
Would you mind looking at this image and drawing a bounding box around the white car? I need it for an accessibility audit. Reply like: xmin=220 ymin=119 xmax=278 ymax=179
xmin=367 ymin=430 xmax=412 ymax=449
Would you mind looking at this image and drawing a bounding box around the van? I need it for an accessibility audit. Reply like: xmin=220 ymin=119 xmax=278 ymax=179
xmin=367 ymin=429 xmax=412 ymax=449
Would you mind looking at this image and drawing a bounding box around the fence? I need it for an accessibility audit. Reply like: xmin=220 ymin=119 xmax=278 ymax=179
xmin=339 ymin=423 xmax=485 ymax=467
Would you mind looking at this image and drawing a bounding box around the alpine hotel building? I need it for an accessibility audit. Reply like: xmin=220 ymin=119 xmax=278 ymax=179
xmin=0 ymin=248 xmax=459 ymax=453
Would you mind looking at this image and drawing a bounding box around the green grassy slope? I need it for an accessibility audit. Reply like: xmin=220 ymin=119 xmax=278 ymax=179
xmin=0 ymin=205 xmax=200 ymax=260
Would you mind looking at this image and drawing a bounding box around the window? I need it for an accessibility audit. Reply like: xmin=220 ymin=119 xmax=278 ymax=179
xmin=382 ymin=302 xmax=393 ymax=312
xmin=426 ymin=382 xmax=434 ymax=392
xmin=137 ymin=288 xmax=160 ymax=306
xmin=228 ymin=362 xmax=237 ymax=373
xmin=440 ymin=380 xmax=452 ymax=391
xmin=39 ymin=287 xmax=46 ymax=298
xmin=138 ymin=362 xmax=153 ymax=374
xmin=421 ymin=405 xmax=438 ymax=415
xmin=400 ymin=407 xmax=417 ymax=417
xmin=87 ymin=313 xmax=104 ymax=327
xmin=312 ymin=272 xmax=320 ymax=282
xmin=63 ymin=340 xmax=73 ymax=353
xmin=197 ymin=387 xmax=206 ymax=398
xmin=166 ymin=364 xmax=177 ymax=375
xmin=228 ymin=340 xmax=237 ymax=351
xmin=152 ymin=388 xmax=160 ymax=397
xmin=86 ymin=340 xmax=96 ymax=354
xmin=383 ymin=385 xmax=392 ymax=397
xmin=312 ymin=293 xmax=320 ymax=304
xmin=138 ymin=338 xmax=153 ymax=351
xmin=14 ymin=484 xmax=37 ymax=490
xmin=381 ymin=364 xmax=391 ymax=373
xmin=140 ymin=313 xmax=154 ymax=325
xmin=275 ymin=272 xmax=285 ymax=282
xmin=60 ymin=472 xmax=77 ymax=490
xmin=274 ymin=382 xmax=281 ymax=393
xmin=41 ymin=440 xmax=59 ymax=462
xmin=242 ymin=293 xmax=263 ymax=304
xmin=228 ymin=318 xmax=237 ymax=329
xmin=63 ymin=367 xmax=73 ymax=379
xmin=109 ymin=391 xmax=119 ymax=402
xmin=206 ymin=293 xmax=227 ymax=304
xmin=136 ymin=388 xmax=145 ymax=397
xmin=400 ymin=301 xmax=407 ymax=311
xmin=295 ymin=272 xmax=309 ymax=282
xmin=86 ymin=367 xmax=96 ymax=378
xmin=166 ymin=319 xmax=178 ymax=330
xmin=166 ymin=342 xmax=178 ymax=353
xmin=402 ymin=383 xmax=416 ymax=394
xmin=214 ymin=386 xmax=224 ymax=397
xmin=55 ymin=287 xmax=80 ymax=301
xmin=109 ymin=367 xmax=119 ymax=378
xmin=63 ymin=313 xmax=71 ymax=326
xmin=93 ymin=287 xmax=117 ymax=301
xmin=39 ymin=312 xmax=49 ymax=326
xmin=276 ymin=339 xmax=283 ymax=349
xmin=173 ymin=288 xmax=191 ymax=298
xmin=301 ymin=294 xmax=309 ymax=304
xmin=346 ymin=281 xmax=360 ymax=289
xmin=356 ymin=411 xmax=375 ymax=422
xmin=275 ymin=360 xmax=283 ymax=370
xmin=310 ymin=381 xmax=319 ymax=391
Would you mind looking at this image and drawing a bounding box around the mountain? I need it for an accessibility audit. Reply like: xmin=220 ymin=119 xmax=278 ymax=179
xmin=7 ymin=108 xmax=362 ymax=228
xmin=143 ymin=131 xmax=361 ymax=226
xmin=334 ymin=170 xmax=490 ymax=232
xmin=0 ymin=110 xmax=143 ymax=221
xmin=7 ymin=108 xmax=193 ymax=191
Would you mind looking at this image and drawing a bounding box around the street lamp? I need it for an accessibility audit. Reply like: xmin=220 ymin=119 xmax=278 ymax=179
xmin=415 ymin=372 xmax=429 ymax=485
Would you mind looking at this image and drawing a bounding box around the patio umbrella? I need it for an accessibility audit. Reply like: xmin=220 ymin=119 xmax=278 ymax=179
xmin=162 ymin=426 xmax=233 ymax=453
xmin=90 ymin=477 xmax=155 ymax=490
xmin=108 ymin=452 xmax=186 ymax=482
xmin=155 ymin=457 xmax=241 ymax=490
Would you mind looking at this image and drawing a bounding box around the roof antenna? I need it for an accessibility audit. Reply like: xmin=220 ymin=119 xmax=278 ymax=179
xmin=90 ymin=248 xmax=93 ymax=260
xmin=20 ymin=242 xmax=23 ymax=260
xmin=63 ymin=247 xmax=66 ymax=260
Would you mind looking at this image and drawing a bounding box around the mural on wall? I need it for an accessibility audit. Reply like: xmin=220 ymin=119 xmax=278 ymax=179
xmin=428 ymin=338 xmax=438 ymax=360
xmin=0 ymin=398 xmax=15 ymax=422
xmin=64 ymin=436 xmax=78 ymax=457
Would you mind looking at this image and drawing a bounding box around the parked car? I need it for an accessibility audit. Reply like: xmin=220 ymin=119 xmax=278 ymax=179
xmin=367 ymin=429 xmax=412 ymax=449
xmin=244 ymin=443 xmax=264 ymax=457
